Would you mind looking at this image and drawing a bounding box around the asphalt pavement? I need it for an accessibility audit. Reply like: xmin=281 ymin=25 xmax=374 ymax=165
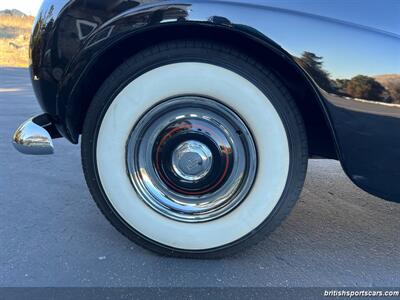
xmin=0 ymin=67 xmax=399 ymax=287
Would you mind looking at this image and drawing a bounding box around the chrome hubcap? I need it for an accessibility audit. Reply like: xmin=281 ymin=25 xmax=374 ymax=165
xmin=126 ymin=96 xmax=257 ymax=223
xmin=172 ymin=140 xmax=213 ymax=181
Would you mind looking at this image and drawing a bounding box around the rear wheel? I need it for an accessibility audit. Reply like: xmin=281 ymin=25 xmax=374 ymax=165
xmin=81 ymin=40 xmax=308 ymax=257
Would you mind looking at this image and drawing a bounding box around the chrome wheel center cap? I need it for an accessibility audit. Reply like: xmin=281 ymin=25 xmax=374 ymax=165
xmin=172 ymin=140 xmax=213 ymax=181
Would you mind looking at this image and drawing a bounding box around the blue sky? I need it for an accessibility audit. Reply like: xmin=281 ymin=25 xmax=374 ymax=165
xmin=0 ymin=0 xmax=42 ymax=16
xmin=194 ymin=0 xmax=400 ymax=78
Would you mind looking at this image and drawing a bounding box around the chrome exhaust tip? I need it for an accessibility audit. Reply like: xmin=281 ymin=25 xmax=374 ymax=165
xmin=12 ymin=115 xmax=55 ymax=155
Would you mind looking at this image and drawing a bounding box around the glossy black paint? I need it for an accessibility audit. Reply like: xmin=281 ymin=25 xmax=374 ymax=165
xmin=29 ymin=0 xmax=400 ymax=202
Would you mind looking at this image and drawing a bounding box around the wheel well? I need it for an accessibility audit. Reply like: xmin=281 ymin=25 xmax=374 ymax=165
xmin=72 ymin=24 xmax=337 ymax=159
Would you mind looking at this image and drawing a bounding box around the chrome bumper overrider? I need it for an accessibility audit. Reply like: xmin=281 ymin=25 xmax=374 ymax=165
xmin=12 ymin=114 xmax=56 ymax=155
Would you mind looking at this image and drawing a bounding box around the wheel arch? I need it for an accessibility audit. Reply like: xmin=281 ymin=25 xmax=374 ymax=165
xmin=66 ymin=23 xmax=337 ymax=159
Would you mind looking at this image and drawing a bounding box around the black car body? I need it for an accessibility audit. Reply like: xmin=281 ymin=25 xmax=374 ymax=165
xmin=29 ymin=0 xmax=400 ymax=202
xmin=13 ymin=0 xmax=400 ymax=256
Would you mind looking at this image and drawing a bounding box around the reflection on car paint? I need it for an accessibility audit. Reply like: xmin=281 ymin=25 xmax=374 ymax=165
xmin=30 ymin=0 xmax=400 ymax=201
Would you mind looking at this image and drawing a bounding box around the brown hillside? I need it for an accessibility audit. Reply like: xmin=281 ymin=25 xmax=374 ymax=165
xmin=374 ymin=74 xmax=400 ymax=104
xmin=0 ymin=15 xmax=34 ymax=67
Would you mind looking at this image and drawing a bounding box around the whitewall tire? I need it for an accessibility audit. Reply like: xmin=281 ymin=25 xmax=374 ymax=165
xmin=81 ymin=40 xmax=307 ymax=257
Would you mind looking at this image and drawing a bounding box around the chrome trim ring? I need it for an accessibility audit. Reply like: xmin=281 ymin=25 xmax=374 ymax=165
xmin=126 ymin=96 xmax=257 ymax=222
